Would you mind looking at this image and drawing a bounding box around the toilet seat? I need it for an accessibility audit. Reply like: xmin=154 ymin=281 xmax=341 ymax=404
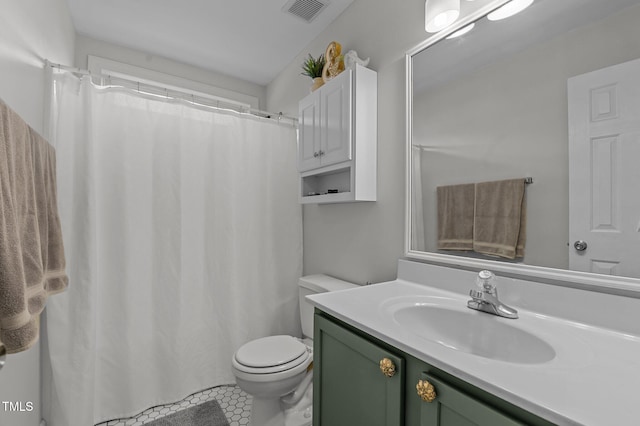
xmin=233 ymin=335 xmax=312 ymax=376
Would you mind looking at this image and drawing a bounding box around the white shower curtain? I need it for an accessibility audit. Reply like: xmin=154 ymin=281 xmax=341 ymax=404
xmin=43 ymin=69 xmax=302 ymax=426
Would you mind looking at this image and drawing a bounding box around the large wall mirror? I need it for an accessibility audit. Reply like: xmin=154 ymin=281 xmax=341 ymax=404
xmin=406 ymin=0 xmax=640 ymax=292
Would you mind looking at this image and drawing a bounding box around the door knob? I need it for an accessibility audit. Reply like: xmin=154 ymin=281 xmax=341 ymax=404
xmin=573 ymin=240 xmax=588 ymax=251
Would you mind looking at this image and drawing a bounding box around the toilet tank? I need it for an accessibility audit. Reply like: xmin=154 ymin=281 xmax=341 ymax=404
xmin=299 ymin=274 xmax=358 ymax=339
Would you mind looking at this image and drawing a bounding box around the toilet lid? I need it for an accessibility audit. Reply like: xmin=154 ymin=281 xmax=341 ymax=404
xmin=235 ymin=335 xmax=307 ymax=368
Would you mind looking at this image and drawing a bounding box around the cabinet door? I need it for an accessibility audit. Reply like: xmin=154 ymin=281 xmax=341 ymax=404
xmin=314 ymin=314 xmax=404 ymax=426
xmin=298 ymin=90 xmax=321 ymax=171
xmin=418 ymin=374 xmax=525 ymax=426
xmin=320 ymin=69 xmax=352 ymax=166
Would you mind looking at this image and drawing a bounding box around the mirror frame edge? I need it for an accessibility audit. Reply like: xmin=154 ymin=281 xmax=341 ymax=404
xmin=404 ymin=0 xmax=640 ymax=297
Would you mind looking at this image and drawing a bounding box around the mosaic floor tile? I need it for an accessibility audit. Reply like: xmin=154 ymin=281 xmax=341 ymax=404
xmin=95 ymin=385 xmax=252 ymax=426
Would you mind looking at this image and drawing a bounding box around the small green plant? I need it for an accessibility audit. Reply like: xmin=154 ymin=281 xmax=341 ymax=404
xmin=301 ymin=53 xmax=326 ymax=78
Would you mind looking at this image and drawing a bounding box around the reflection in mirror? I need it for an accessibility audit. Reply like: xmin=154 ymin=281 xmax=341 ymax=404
xmin=408 ymin=0 xmax=640 ymax=281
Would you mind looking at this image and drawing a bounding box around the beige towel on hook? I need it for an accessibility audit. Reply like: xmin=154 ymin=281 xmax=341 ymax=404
xmin=0 ymin=99 xmax=68 ymax=354
xmin=473 ymin=178 xmax=527 ymax=259
xmin=436 ymin=183 xmax=475 ymax=251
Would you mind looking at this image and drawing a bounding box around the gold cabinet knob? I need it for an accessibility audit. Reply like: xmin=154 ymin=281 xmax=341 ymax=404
xmin=379 ymin=358 xmax=396 ymax=378
xmin=416 ymin=379 xmax=437 ymax=402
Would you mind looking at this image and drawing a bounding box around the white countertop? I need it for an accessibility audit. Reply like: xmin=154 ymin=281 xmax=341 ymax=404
xmin=308 ymin=277 xmax=640 ymax=426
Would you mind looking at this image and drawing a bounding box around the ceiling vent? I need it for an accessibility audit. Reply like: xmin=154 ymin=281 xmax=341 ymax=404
xmin=282 ymin=0 xmax=330 ymax=23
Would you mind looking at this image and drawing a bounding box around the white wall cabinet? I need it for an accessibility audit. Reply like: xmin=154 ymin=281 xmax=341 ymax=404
xmin=298 ymin=64 xmax=377 ymax=204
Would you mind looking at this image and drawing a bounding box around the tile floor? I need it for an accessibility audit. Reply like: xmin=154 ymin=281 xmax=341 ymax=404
xmin=95 ymin=385 xmax=252 ymax=426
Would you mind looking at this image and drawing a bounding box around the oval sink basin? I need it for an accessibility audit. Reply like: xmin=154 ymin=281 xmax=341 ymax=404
xmin=392 ymin=303 xmax=555 ymax=364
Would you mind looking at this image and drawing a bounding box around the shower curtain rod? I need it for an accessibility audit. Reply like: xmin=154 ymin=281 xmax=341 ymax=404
xmin=45 ymin=61 xmax=298 ymax=126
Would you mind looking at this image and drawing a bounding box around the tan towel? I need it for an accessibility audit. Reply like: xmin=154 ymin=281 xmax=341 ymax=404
xmin=473 ymin=179 xmax=527 ymax=259
xmin=0 ymin=99 xmax=68 ymax=354
xmin=437 ymin=183 xmax=475 ymax=251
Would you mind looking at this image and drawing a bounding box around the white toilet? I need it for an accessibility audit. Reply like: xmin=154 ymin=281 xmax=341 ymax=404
xmin=231 ymin=274 xmax=357 ymax=426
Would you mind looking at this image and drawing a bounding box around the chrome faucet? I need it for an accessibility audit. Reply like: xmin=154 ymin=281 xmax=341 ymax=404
xmin=467 ymin=270 xmax=518 ymax=319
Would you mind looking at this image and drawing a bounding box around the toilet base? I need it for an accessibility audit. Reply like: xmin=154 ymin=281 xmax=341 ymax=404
xmin=248 ymin=376 xmax=313 ymax=426
xmin=250 ymin=397 xmax=286 ymax=426
xmin=283 ymin=382 xmax=313 ymax=426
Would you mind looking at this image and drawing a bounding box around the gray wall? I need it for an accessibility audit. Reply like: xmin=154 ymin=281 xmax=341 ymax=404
xmin=0 ymin=1 xmax=76 ymax=425
xmin=267 ymin=0 xmax=429 ymax=285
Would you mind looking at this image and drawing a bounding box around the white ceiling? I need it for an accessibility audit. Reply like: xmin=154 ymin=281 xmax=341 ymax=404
xmin=65 ymin=0 xmax=354 ymax=86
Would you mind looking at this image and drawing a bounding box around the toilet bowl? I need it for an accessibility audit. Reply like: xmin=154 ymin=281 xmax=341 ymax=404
xmin=232 ymin=335 xmax=313 ymax=426
xmin=231 ymin=275 xmax=357 ymax=426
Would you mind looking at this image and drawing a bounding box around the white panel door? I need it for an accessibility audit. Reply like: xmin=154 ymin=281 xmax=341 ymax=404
xmin=568 ymin=57 xmax=640 ymax=277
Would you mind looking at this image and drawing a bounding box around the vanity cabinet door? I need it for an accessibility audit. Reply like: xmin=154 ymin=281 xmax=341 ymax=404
xmin=314 ymin=314 xmax=404 ymax=426
xmin=418 ymin=373 xmax=524 ymax=426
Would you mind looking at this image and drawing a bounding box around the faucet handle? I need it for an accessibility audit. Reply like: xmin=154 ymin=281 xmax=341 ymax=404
xmin=476 ymin=270 xmax=496 ymax=292
xmin=469 ymin=289 xmax=483 ymax=300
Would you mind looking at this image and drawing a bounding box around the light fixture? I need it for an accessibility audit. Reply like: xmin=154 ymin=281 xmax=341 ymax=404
xmin=446 ymin=22 xmax=475 ymax=39
xmin=487 ymin=0 xmax=534 ymax=21
xmin=425 ymin=0 xmax=461 ymax=33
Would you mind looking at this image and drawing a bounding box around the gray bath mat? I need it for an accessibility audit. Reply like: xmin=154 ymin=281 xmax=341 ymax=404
xmin=145 ymin=400 xmax=230 ymax=426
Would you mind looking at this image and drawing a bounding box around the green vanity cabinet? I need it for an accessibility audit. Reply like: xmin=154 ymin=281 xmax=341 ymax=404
xmin=418 ymin=373 xmax=525 ymax=425
xmin=313 ymin=313 xmax=405 ymax=426
xmin=314 ymin=311 xmax=556 ymax=426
